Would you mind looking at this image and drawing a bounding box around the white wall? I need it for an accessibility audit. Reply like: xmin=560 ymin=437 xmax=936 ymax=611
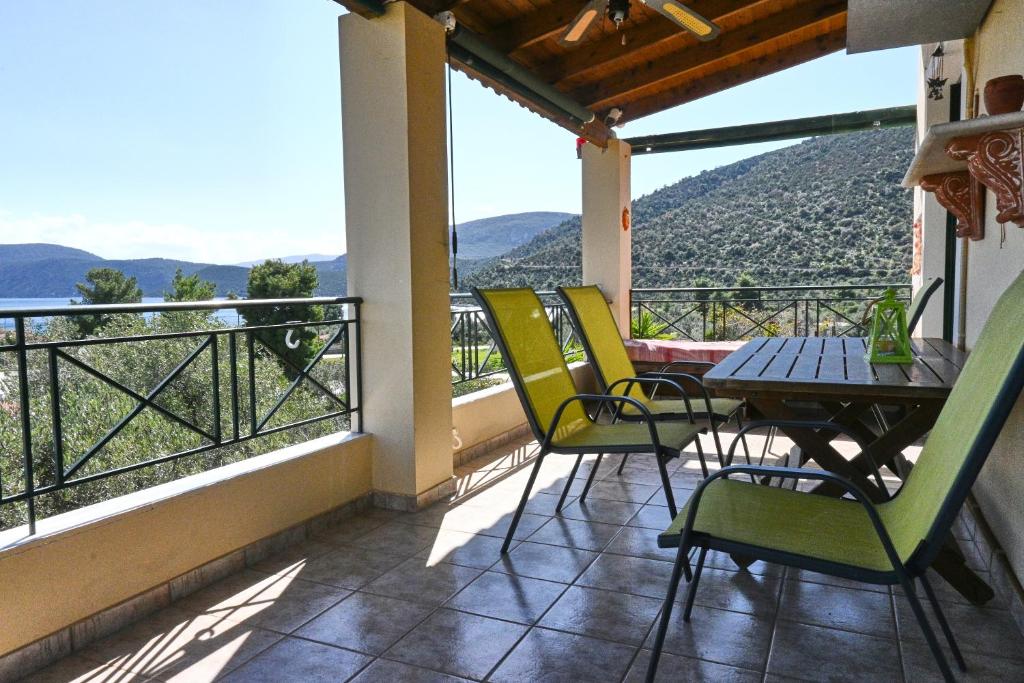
xmin=922 ymin=0 xmax=1024 ymax=587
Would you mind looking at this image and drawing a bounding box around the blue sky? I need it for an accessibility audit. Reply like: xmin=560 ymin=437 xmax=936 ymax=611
xmin=0 ymin=1 xmax=918 ymax=264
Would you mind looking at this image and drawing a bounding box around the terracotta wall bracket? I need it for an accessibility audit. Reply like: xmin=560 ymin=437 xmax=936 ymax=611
xmin=947 ymin=128 xmax=1024 ymax=227
xmin=920 ymin=170 xmax=986 ymax=240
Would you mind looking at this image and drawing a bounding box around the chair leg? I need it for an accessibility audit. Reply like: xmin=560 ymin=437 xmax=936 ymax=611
xmin=694 ymin=428 xmax=711 ymax=478
xmin=556 ymin=454 xmax=584 ymax=513
xmin=683 ymin=546 xmax=708 ymax=621
xmin=920 ymin=574 xmax=968 ymax=672
xmin=656 ymin=453 xmax=678 ymax=518
xmin=708 ymin=419 xmax=724 ymax=471
xmin=646 ymin=539 xmax=691 ymax=683
xmin=734 ymin=412 xmax=753 ymax=466
xmin=578 ymin=453 xmax=603 ymax=503
xmin=616 ymin=452 xmax=630 ymax=475
xmin=757 ymin=425 xmax=774 ymax=486
xmin=693 ymin=438 xmax=708 ymax=479
xmin=501 ymin=451 xmax=546 ymax=554
xmin=733 ymin=412 xmax=758 ymax=484
xmin=900 ymin=576 xmax=957 ymax=683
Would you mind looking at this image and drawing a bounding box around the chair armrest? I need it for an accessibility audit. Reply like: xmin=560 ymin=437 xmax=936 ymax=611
xmin=659 ymin=360 xmax=716 ymax=374
xmin=604 ymin=376 xmax=696 ymax=423
xmin=679 ymin=464 xmax=905 ymax=576
xmin=641 ymin=371 xmax=716 ymax=419
xmin=545 ymin=394 xmax=662 ymax=453
xmin=725 ymin=419 xmax=889 ymax=499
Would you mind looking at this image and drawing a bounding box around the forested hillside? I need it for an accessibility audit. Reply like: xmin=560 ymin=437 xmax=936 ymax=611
xmin=452 ymin=211 xmax=574 ymax=260
xmin=0 ymin=250 xmax=346 ymax=298
xmin=465 ymin=127 xmax=914 ymax=290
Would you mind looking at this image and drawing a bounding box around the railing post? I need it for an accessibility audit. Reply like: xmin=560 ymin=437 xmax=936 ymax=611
xmin=228 ymin=332 xmax=240 ymax=442
xmin=211 ymin=334 xmax=221 ymax=445
xmin=15 ymin=316 xmax=36 ymax=533
xmin=354 ymin=301 xmax=364 ymax=433
xmin=247 ymin=331 xmax=257 ymax=436
xmin=47 ymin=346 xmax=64 ymax=487
xmin=628 ymin=289 xmax=634 ymax=339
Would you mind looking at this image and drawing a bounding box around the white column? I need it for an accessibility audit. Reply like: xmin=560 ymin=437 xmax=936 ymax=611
xmin=913 ymin=42 xmax=962 ymax=338
xmin=582 ymin=138 xmax=632 ymax=337
xmin=340 ymin=2 xmax=453 ymax=508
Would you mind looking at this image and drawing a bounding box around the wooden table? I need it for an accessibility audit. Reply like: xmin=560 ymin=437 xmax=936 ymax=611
xmin=703 ymin=336 xmax=993 ymax=604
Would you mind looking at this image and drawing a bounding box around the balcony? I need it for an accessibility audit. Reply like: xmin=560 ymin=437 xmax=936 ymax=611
xmin=4 ymin=0 xmax=1024 ymax=680
xmin=17 ymin=429 xmax=1024 ymax=682
xmin=3 ymin=287 xmax=1024 ymax=680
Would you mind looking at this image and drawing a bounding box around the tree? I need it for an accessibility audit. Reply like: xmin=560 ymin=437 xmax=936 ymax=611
xmin=243 ymin=260 xmax=324 ymax=373
xmin=733 ymin=272 xmax=762 ymax=310
xmin=160 ymin=269 xmax=218 ymax=329
xmin=71 ymin=267 xmax=143 ymax=336
xmin=631 ymin=309 xmax=671 ymax=340
xmin=164 ymin=269 xmax=216 ymax=302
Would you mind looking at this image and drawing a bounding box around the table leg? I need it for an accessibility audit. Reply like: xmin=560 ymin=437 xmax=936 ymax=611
xmin=810 ymin=402 xmax=942 ymax=498
xmin=747 ymin=399 xmax=886 ymax=502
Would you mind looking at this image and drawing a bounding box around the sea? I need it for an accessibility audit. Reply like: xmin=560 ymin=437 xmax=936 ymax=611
xmin=0 ymin=297 xmax=242 ymax=330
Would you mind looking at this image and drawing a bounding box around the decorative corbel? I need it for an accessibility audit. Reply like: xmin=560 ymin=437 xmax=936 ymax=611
xmin=920 ymin=170 xmax=985 ymax=240
xmin=947 ymin=129 xmax=1024 ymax=227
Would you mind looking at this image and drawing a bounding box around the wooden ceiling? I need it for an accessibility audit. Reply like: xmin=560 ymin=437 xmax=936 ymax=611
xmin=340 ymin=0 xmax=849 ymax=145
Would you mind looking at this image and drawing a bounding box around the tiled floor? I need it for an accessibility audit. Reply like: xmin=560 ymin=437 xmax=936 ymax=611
xmin=26 ymin=431 xmax=1024 ymax=682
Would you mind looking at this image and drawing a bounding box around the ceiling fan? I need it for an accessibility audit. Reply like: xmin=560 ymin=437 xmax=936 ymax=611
xmin=560 ymin=0 xmax=720 ymax=46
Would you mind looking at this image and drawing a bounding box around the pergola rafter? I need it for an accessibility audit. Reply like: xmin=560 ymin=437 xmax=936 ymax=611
xmin=332 ymin=0 xmax=852 ymax=145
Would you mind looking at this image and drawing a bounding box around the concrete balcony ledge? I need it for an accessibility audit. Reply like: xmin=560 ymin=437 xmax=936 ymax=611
xmin=0 ymin=432 xmax=368 ymax=554
xmin=0 ymin=432 xmax=373 ymax=673
xmin=625 ymin=339 xmax=744 ymax=366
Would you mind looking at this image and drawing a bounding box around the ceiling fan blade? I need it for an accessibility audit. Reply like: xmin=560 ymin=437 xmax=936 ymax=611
xmin=560 ymin=0 xmax=605 ymax=46
xmin=646 ymin=0 xmax=720 ymax=41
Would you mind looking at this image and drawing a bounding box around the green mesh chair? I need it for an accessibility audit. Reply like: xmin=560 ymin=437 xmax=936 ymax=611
xmin=646 ymin=271 xmax=1024 ymax=683
xmin=473 ymin=287 xmax=706 ymax=553
xmin=557 ymin=286 xmax=748 ymax=477
xmin=907 ymin=277 xmax=943 ymax=335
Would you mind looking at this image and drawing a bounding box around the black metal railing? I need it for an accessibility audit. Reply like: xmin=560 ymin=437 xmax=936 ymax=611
xmin=450 ymin=292 xmax=580 ymax=386
xmin=630 ymin=284 xmax=912 ymax=341
xmin=0 ymin=297 xmax=361 ymax=533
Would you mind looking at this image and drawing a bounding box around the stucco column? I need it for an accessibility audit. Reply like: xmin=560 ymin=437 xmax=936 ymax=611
xmin=912 ymin=43 xmax=958 ymax=338
xmin=582 ymin=138 xmax=632 ymax=337
xmin=340 ymin=2 xmax=454 ymax=508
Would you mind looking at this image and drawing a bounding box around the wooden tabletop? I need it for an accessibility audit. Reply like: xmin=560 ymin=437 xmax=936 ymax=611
xmin=703 ymin=337 xmax=965 ymax=401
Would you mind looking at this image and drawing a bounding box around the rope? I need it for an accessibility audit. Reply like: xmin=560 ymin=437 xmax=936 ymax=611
xmin=447 ymin=50 xmax=459 ymax=290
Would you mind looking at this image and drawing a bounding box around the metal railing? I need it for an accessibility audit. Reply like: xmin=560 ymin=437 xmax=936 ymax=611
xmin=0 ymin=297 xmax=362 ymax=533
xmin=630 ymin=284 xmax=912 ymax=341
xmin=450 ymin=292 xmax=580 ymax=386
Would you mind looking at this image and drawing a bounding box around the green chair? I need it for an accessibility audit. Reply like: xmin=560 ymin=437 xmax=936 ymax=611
xmin=473 ymin=287 xmax=706 ymax=553
xmin=647 ymin=270 xmax=1024 ymax=683
xmin=907 ymin=277 xmax=943 ymax=335
xmin=557 ymin=285 xmax=747 ymax=477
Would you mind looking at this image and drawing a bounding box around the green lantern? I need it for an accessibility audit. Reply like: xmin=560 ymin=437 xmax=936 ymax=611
xmin=866 ymin=289 xmax=913 ymax=364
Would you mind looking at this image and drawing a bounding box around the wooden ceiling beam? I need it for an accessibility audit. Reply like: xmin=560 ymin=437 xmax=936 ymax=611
xmin=485 ymin=0 xmax=587 ymax=53
xmin=620 ymin=27 xmax=846 ymax=123
xmin=449 ymin=54 xmax=613 ymax=147
xmin=537 ymin=0 xmax=759 ymax=84
xmin=330 ymin=0 xmax=385 ymax=19
xmin=416 ymin=0 xmax=472 ymax=15
xmin=577 ymin=1 xmax=847 ymax=110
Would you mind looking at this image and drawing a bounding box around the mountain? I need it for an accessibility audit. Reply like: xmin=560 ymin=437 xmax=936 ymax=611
xmin=0 ymin=243 xmax=102 ymax=264
xmin=464 ymin=127 xmax=915 ymax=290
xmin=452 ymin=211 xmax=575 ymax=261
xmin=0 ymin=251 xmax=347 ymax=298
xmin=235 ymin=253 xmax=339 ymax=267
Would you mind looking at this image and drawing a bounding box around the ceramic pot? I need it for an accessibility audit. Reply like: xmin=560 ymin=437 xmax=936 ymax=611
xmin=984 ymin=75 xmax=1024 ymax=115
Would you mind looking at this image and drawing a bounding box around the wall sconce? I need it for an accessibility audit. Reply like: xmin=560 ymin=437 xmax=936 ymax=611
xmin=926 ymin=44 xmax=947 ymax=101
